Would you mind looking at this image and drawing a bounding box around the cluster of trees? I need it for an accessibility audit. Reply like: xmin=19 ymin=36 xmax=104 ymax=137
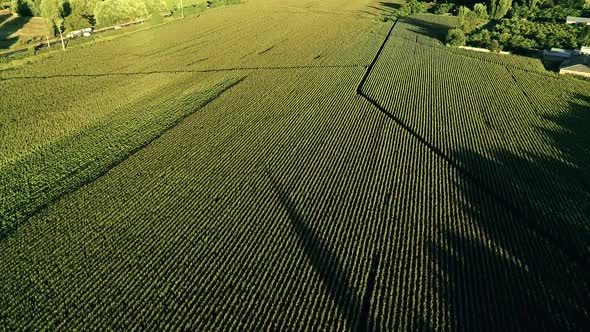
xmin=11 ymin=0 xmax=94 ymax=17
xmin=468 ymin=18 xmax=590 ymax=50
xmin=395 ymin=0 xmax=428 ymax=17
xmin=94 ymin=0 xmax=166 ymax=27
xmin=10 ymin=0 xmax=166 ymax=33
xmin=441 ymin=0 xmax=590 ymax=52
xmin=511 ymin=1 xmax=590 ymax=22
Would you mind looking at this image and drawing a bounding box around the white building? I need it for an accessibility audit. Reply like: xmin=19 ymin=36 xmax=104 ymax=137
xmin=560 ymin=56 xmax=590 ymax=78
xmin=543 ymin=48 xmax=577 ymax=61
xmin=566 ymin=16 xmax=590 ymax=25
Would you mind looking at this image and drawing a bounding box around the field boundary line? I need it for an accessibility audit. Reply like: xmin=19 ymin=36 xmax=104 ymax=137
xmin=356 ymin=19 xmax=398 ymax=95
xmin=356 ymin=17 xmax=589 ymax=271
xmin=0 ymin=76 xmax=247 ymax=241
xmin=0 ymin=64 xmax=367 ymax=81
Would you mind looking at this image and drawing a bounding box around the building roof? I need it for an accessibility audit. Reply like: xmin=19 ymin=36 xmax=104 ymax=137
xmin=550 ymin=48 xmax=572 ymax=53
xmin=560 ymin=56 xmax=590 ymax=77
xmin=566 ymin=16 xmax=590 ymax=24
xmin=544 ymin=49 xmax=574 ymax=60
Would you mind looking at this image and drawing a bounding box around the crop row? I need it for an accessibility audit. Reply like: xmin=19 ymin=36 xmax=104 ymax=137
xmin=0 ymin=5 xmax=382 ymax=80
xmin=2 ymin=63 xmax=588 ymax=330
xmin=362 ymin=17 xmax=590 ymax=264
xmin=0 ymin=72 xmax=245 ymax=238
xmin=1 ymin=68 xmax=374 ymax=330
xmin=0 ymin=3 xmax=388 ymax=239
xmin=1 ymin=9 xmax=588 ymax=330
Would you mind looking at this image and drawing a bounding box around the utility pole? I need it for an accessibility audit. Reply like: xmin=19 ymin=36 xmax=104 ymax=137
xmin=181 ymin=0 xmax=184 ymax=19
xmin=58 ymin=24 xmax=65 ymax=51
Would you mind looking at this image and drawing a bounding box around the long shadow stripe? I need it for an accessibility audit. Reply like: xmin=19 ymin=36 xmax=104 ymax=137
xmin=355 ymin=17 xmax=589 ymax=271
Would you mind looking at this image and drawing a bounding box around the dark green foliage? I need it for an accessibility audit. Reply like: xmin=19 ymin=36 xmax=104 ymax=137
xmin=458 ymin=5 xmax=487 ymax=32
xmin=449 ymin=0 xmax=486 ymax=5
xmin=455 ymin=0 xmax=590 ymax=52
xmin=93 ymin=0 xmax=151 ymax=27
xmin=40 ymin=0 xmax=66 ymax=33
xmin=473 ymin=3 xmax=489 ymax=18
xmin=433 ymin=3 xmax=455 ymax=14
xmin=510 ymin=3 xmax=587 ymax=22
xmin=444 ymin=0 xmax=586 ymax=8
xmin=63 ymin=10 xmax=89 ymax=31
xmin=468 ymin=18 xmax=587 ymax=51
xmin=579 ymin=24 xmax=590 ymax=45
xmin=488 ymin=0 xmax=513 ymax=19
xmin=447 ymin=27 xmax=467 ymax=45
xmin=552 ymin=0 xmax=587 ymax=7
xmin=396 ymin=0 xmax=428 ymax=17
xmin=488 ymin=38 xmax=501 ymax=51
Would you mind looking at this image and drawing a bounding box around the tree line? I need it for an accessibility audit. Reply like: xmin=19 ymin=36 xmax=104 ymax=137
xmin=394 ymin=0 xmax=590 ymax=53
xmin=447 ymin=0 xmax=590 ymax=52
xmin=10 ymin=0 xmax=167 ymax=32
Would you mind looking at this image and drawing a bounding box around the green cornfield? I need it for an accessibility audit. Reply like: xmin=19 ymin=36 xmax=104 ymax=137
xmin=0 ymin=0 xmax=588 ymax=330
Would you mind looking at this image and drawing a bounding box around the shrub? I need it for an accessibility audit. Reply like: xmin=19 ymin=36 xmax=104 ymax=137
xmin=27 ymin=44 xmax=35 ymax=56
xmin=93 ymin=0 xmax=165 ymax=27
xmin=433 ymin=3 xmax=454 ymax=15
xmin=474 ymin=3 xmax=489 ymax=19
xmin=446 ymin=28 xmax=466 ymax=46
xmin=64 ymin=11 xmax=89 ymax=32
xmin=458 ymin=6 xmax=487 ymax=33
xmin=469 ymin=28 xmax=492 ymax=45
xmin=396 ymin=0 xmax=428 ymax=17
xmin=467 ymin=18 xmax=588 ymax=52
xmin=488 ymin=39 xmax=501 ymax=52
xmin=488 ymin=0 xmax=512 ymax=19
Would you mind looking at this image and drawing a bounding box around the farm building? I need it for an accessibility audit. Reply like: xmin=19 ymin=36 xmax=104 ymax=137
xmin=66 ymin=28 xmax=92 ymax=39
xmin=543 ymin=48 xmax=578 ymax=61
xmin=566 ymin=16 xmax=590 ymax=25
xmin=559 ymin=56 xmax=590 ymax=78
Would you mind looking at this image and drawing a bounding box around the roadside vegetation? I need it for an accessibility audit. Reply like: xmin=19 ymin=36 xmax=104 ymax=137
xmin=2 ymin=0 xmax=240 ymax=51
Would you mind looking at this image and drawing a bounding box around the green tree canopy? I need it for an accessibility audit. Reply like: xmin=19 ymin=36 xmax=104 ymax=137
xmin=93 ymin=0 xmax=165 ymax=27
xmin=488 ymin=0 xmax=513 ymax=19
xmin=447 ymin=28 xmax=467 ymax=46
xmin=40 ymin=0 xmax=65 ymax=32
xmin=474 ymin=3 xmax=489 ymax=19
xmin=68 ymin=0 xmax=98 ymax=16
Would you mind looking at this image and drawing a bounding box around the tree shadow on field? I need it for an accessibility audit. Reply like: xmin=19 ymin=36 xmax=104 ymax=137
xmin=366 ymin=1 xmax=403 ymax=19
xmin=378 ymin=1 xmax=403 ymax=10
xmin=0 ymin=13 xmax=11 ymax=26
xmin=431 ymin=94 xmax=590 ymax=330
xmin=405 ymin=28 xmax=446 ymax=43
xmin=461 ymin=94 xmax=589 ymax=266
xmin=266 ymin=172 xmax=375 ymax=331
xmin=402 ymin=16 xmax=452 ymax=42
xmin=0 ymin=15 xmax=32 ymax=50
